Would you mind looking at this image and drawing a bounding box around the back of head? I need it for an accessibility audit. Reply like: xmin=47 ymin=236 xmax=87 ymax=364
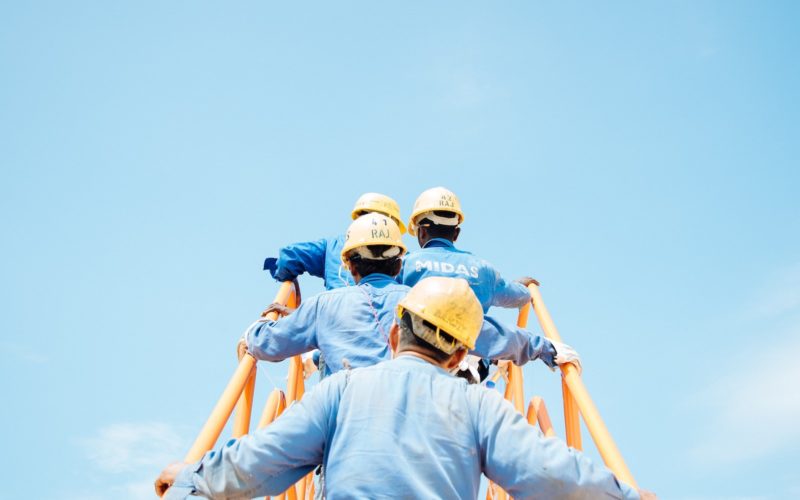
xmin=407 ymin=187 xmax=464 ymax=238
xmin=396 ymin=277 xmax=483 ymax=358
xmin=351 ymin=192 xmax=407 ymax=234
xmin=341 ymin=213 xmax=407 ymax=278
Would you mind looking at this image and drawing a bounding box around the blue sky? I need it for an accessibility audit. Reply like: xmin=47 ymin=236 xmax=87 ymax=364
xmin=2 ymin=1 xmax=799 ymax=498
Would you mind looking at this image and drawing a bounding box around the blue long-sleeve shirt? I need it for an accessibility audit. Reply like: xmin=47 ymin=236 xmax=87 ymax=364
xmin=400 ymin=238 xmax=530 ymax=312
xmin=263 ymin=234 xmax=354 ymax=290
xmin=247 ymin=273 xmax=405 ymax=377
xmin=166 ymin=356 xmax=638 ymax=500
xmin=245 ymin=275 xmax=558 ymax=376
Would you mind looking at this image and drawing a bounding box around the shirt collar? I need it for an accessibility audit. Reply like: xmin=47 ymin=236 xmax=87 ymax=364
xmin=393 ymin=354 xmax=450 ymax=374
xmin=358 ymin=273 xmax=397 ymax=286
xmin=423 ymin=238 xmax=455 ymax=249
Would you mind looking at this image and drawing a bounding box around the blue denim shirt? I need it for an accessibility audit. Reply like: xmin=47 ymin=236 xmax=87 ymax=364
xmin=166 ymin=357 xmax=639 ymax=500
xmin=401 ymin=238 xmax=530 ymax=312
xmin=263 ymin=233 xmax=354 ymax=290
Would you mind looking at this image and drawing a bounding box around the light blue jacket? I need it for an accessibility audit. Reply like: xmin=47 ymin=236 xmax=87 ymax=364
xmin=263 ymin=234 xmax=354 ymax=290
xmin=401 ymin=238 xmax=530 ymax=312
xmin=245 ymin=275 xmax=558 ymax=377
xmin=166 ymin=356 xmax=639 ymax=500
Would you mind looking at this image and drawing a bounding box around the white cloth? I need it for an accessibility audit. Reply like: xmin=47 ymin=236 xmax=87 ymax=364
xmin=551 ymin=341 xmax=582 ymax=374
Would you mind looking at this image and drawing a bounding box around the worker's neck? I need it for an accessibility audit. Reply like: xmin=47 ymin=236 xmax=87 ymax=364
xmin=395 ymin=349 xmax=449 ymax=369
xmin=421 ymin=237 xmax=454 ymax=248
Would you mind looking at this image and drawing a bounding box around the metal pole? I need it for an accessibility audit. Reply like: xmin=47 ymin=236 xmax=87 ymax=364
xmin=562 ymin=377 xmax=582 ymax=449
xmin=232 ymin=363 xmax=257 ymax=438
xmin=527 ymin=396 xmax=556 ymax=438
xmin=527 ymin=284 xmax=638 ymax=488
xmin=257 ymin=389 xmax=287 ymax=429
xmin=183 ymin=281 xmax=296 ymax=463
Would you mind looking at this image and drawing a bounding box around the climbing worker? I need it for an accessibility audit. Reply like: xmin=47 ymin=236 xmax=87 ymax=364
xmin=263 ymin=192 xmax=406 ymax=290
xmin=402 ymin=187 xmax=539 ymax=381
xmin=245 ymin=212 xmax=408 ymax=377
xmin=156 ymin=277 xmax=654 ymax=500
xmin=402 ymin=186 xmax=535 ymax=313
xmin=242 ymin=213 xmax=574 ymax=378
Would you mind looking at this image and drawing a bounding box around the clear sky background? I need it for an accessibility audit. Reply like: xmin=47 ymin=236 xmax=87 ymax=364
xmin=2 ymin=2 xmax=799 ymax=499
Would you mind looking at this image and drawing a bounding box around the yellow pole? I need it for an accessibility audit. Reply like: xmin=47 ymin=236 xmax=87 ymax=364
xmin=527 ymin=284 xmax=638 ymax=488
xmin=183 ymin=281 xmax=296 ymax=463
xmin=527 ymin=396 xmax=557 ymax=438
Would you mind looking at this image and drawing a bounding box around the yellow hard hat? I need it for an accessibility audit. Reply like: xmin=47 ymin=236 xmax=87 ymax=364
xmin=341 ymin=213 xmax=407 ymax=263
xmin=397 ymin=277 xmax=483 ymax=352
xmin=407 ymin=187 xmax=464 ymax=236
xmin=351 ymin=193 xmax=407 ymax=234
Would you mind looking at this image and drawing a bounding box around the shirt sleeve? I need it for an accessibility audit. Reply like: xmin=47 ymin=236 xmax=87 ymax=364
xmin=473 ymin=389 xmax=639 ymax=500
xmin=169 ymin=373 xmax=347 ymax=499
xmin=489 ymin=267 xmax=531 ymax=309
xmin=246 ymin=297 xmax=320 ymax=361
xmin=265 ymin=238 xmax=328 ymax=281
xmin=471 ymin=315 xmax=557 ymax=367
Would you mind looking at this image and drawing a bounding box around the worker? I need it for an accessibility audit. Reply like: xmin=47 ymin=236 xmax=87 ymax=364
xmin=246 ymin=212 xmax=408 ymax=377
xmin=402 ymin=187 xmax=541 ymax=381
xmin=156 ymin=277 xmax=653 ymax=500
xmin=263 ymin=192 xmax=406 ymax=290
xmin=243 ymin=213 xmax=573 ymax=377
xmin=401 ymin=186 xmax=535 ymax=313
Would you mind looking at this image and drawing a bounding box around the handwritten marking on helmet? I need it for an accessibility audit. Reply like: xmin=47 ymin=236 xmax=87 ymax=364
xmin=439 ymin=194 xmax=455 ymax=208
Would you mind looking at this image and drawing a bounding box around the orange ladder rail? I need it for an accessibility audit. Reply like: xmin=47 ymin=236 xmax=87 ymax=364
xmin=183 ymin=280 xmax=298 ymax=463
xmin=527 ymin=396 xmax=556 ymax=438
xmin=527 ymin=284 xmax=637 ymax=488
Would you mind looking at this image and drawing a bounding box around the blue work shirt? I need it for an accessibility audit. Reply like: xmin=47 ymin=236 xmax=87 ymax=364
xmin=167 ymin=356 xmax=639 ymax=500
xmin=263 ymin=234 xmax=354 ymax=290
xmin=247 ymin=273 xmax=406 ymax=377
xmin=246 ymin=274 xmax=558 ymax=376
xmin=401 ymin=238 xmax=530 ymax=312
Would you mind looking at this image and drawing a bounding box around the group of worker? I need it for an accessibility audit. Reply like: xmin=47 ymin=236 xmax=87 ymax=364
xmin=156 ymin=188 xmax=655 ymax=499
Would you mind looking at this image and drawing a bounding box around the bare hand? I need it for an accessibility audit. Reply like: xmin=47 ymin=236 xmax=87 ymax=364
xmin=154 ymin=461 xmax=188 ymax=497
xmin=261 ymin=302 xmax=293 ymax=318
xmin=237 ymin=337 xmax=250 ymax=360
xmin=303 ymin=357 xmax=319 ymax=379
xmin=516 ymin=276 xmax=540 ymax=287
xmin=638 ymin=489 xmax=658 ymax=500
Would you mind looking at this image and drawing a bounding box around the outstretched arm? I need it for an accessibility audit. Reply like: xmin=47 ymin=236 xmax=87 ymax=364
xmin=157 ymin=373 xmax=347 ymax=499
xmin=471 ymin=315 xmax=557 ymax=367
xmin=474 ymin=389 xmax=639 ymax=499
xmin=489 ymin=268 xmax=533 ymax=309
xmin=264 ymin=238 xmax=328 ymax=281
xmin=246 ymin=297 xmax=319 ymax=361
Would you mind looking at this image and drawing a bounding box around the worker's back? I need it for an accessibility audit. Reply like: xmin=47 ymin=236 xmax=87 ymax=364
xmin=326 ymin=356 xmax=481 ymax=498
xmin=247 ymin=273 xmax=408 ymax=376
xmin=401 ymin=238 xmax=529 ymax=313
xmin=324 ymin=356 xmax=632 ymax=499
